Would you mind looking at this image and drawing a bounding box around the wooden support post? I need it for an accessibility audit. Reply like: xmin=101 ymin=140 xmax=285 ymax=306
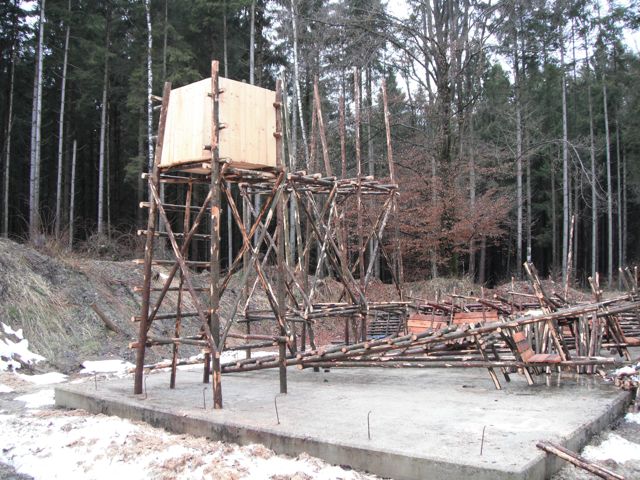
xmin=313 ymin=76 xmax=332 ymax=177
xmin=381 ymin=79 xmax=403 ymax=296
xmin=134 ymin=81 xmax=171 ymax=395
xmin=275 ymin=79 xmax=287 ymax=394
xmin=354 ymin=67 xmax=366 ymax=342
xmin=210 ymin=60 xmax=223 ymax=409
xmin=243 ymin=193 xmax=251 ymax=359
xmin=339 ymin=93 xmax=347 ymax=179
xmin=170 ymin=180 xmax=192 ymax=389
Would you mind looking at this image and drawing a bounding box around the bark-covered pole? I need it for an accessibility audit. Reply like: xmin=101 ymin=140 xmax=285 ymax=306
xmin=134 ymin=82 xmax=171 ymax=395
xmin=275 ymin=79 xmax=287 ymax=394
xmin=354 ymin=67 xmax=366 ymax=340
xmin=382 ymin=79 xmax=403 ymax=296
xmin=210 ymin=61 xmax=223 ymax=409
xmin=313 ymin=77 xmax=332 ymax=176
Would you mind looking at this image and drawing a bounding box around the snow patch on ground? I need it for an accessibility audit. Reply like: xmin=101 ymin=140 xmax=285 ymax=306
xmin=220 ymin=350 xmax=273 ymax=364
xmin=613 ymin=366 xmax=638 ymax=376
xmin=0 ymin=410 xmax=377 ymax=480
xmin=625 ymin=412 xmax=640 ymax=425
xmin=0 ymin=322 xmax=46 ymax=371
xmin=14 ymin=389 xmax=55 ymax=409
xmin=582 ymin=433 xmax=640 ymax=464
xmin=0 ymin=383 xmax=14 ymax=393
xmin=80 ymin=359 xmax=134 ymax=375
xmin=2 ymin=323 xmax=23 ymax=338
xmin=16 ymin=372 xmax=67 ymax=385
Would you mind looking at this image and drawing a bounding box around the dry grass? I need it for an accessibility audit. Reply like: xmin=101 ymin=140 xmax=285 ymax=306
xmin=0 ymin=238 xmax=149 ymax=371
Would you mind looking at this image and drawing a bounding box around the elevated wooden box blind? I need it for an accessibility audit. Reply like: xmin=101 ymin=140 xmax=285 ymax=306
xmin=160 ymin=77 xmax=277 ymax=170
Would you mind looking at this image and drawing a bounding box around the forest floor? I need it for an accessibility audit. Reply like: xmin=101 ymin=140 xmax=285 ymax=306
xmin=0 ymin=238 xmax=638 ymax=479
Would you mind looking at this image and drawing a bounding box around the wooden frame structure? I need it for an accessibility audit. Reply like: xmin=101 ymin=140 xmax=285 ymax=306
xmin=133 ymin=62 xmax=638 ymax=409
xmin=133 ymin=62 xmax=407 ymax=408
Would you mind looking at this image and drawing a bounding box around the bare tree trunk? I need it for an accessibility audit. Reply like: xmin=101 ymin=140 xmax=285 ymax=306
xmin=249 ymin=0 xmax=260 ymax=241
xmin=479 ymin=236 xmax=486 ymax=284
xmin=97 ymin=10 xmax=111 ymax=235
xmin=289 ymin=0 xmax=308 ymax=165
xmin=551 ymin=152 xmax=557 ymax=271
xmin=289 ymin=81 xmax=298 ymax=259
xmin=573 ymin=172 xmax=579 ymax=275
xmin=222 ymin=1 xmax=228 ymax=77
xmin=602 ymin=76 xmax=613 ymax=287
xmin=616 ymin=124 xmax=622 ymax=279
xmin=29 ymin=0 xmax=46 ymax=241
xmin=55 ymin=4 xmax=71 ymax=238
xmin=136 ymin=112 xmax=144 ymax=230
xmin=69 ymin=140 xmax=77 ymax=249
xmin=145 ymin=0 xmax=153 ymax=173
xmin=584 ymin=41 xmax=597 ymax=279
xmin=430 ymin=153 xmax=438 ymax=278
xmin=561 ymin=33 xmax=569 ymax=285
xmin=106 ymin=111 xmax=111 ymax=236
xmin=162 ymin=0 xmax=168 ymax=81
xmin=366 ymin=66 xmax=374 ymax=176
xmin=526 ymin=156 xmax=531 ymax=262
xmin=469 ymin=129 xmax=476 ymax=280
xmin=622 ymin=144 xmax=627 ymax=266
xmin=249 ymin=0 xmax=255 ymax=85
xmin=365 ymin=66 xmax=379 ymax=278
xmin=2 ymin=4 xmax=17 ymax=238
xmin=223 ymin=0 xmax=232 ymax=269
xmin=514 ymin=43 xmax=522 ymax=278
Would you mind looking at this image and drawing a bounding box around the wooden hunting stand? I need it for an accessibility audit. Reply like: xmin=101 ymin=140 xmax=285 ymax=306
xmin=133 ymin=61 xmax=407 ymax=409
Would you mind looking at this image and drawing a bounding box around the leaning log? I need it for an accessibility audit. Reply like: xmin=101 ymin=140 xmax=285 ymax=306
xmin=536 ymin=441 xmax=624 ymax=480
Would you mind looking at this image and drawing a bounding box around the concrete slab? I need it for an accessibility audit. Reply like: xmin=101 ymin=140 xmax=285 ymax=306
xmin=55 ymin=368 xmax=631 ymax=480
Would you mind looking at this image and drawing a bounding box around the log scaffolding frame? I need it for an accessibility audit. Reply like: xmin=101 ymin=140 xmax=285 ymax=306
xmin=133 ymin=62 xmax=639 ymax=409
xmin=132 ymin=61 xmax=407 ymax=408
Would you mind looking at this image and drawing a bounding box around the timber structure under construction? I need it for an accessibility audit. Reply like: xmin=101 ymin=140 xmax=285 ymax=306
xmin=133 ymin=60 xmax=640 ymax=410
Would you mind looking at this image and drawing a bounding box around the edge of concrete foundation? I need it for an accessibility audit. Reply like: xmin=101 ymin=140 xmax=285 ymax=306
xmin=519 ymin=388 xmax=631 ymax=479
xmin=54 ymin=384 xmax=631 ymax=480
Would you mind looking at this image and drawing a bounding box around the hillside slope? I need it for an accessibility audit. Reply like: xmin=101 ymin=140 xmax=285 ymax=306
xmin=0 ymin=239 xmax=148 ymax=372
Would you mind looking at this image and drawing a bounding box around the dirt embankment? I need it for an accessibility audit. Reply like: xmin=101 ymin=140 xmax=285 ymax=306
xmin=0 ymin=239 xmax=149 ymax=372
xmin=0 ymin=238 xmax=280 ymax=373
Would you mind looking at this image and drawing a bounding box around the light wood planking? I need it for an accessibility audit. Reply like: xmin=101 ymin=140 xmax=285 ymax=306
xmin=160 ymin=77 xmax=277 ymax=170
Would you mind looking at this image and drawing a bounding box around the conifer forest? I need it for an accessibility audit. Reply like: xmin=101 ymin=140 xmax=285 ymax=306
xmin=1 ymin=0 xmax=639 ymax=287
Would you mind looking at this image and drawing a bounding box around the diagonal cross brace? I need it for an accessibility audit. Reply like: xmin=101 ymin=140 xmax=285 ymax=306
xmin=293 ymin=187 xmax=365 ymax=306
xmin=148 ymin=181 xmax=218 ymax=356
xmin=145 ymin=189 xmax=213 ymax=332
